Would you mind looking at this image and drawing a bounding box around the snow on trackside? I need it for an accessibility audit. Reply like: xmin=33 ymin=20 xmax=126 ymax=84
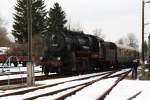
xmin=0 ymin=72 xmax=106 ymax=95
xmin=36 ymin=77 xmax=150 ymax=100
xmin=0 ymin=66 xmax=43 ymax=80
xmin=37 ymin=79 xmax=115 ymax=100
xmin=65 ymin=78 xmax=117 ymax=100
xmin=36 ymin=72 xmax=107 ymax=85
xmin=0 ymin=74 xmax=109 ymax=99
xmin=109 ymin=68 xmax=130 ymax=77
xmin=35 ymin=86 xmax=84 ymax=100
xmin=105 ymin=79 xmax=150 ymax=100
xmin=0 ymin=69 xmax=149 ymax=99
xmin=0 ymin=73 xmax=42 ymax=80
xmin=0 ymin=64 xmax=42 ymax=73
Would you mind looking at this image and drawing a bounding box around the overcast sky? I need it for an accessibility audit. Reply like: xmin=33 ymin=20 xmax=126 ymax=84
xmin=0 ymin=0 xmax=150 ymax=43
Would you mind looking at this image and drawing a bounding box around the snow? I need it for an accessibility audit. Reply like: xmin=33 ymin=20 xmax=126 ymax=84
xmin=0 ymin=64 xmax=42 ymax=73
xmin=105 ymin=80 xmax=150 ymax=100
xmin=65 ymin=78 xmax=117 ymax=100
xmin=109 ymin=68 xmax=130 ymax=77
xmin=0 ymin=73 xmax=108 ymax=99
xmin=0 ymin=65 xmax=43 ymax=80
xmin=0 ymin=68 xmax=150 ymax=100
xmin=36 ymin=86 xmax=84 ymax=100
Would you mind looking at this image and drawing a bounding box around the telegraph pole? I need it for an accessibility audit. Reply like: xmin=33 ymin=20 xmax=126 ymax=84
xmin=142 ymin=0 xmax=145 ymax=63
xmin=27 ymin=0 xmax=34 ymax=86
xmin=148 ymin=34 xmax=150 ymax=64
xmin=142 ymin=0 xmax=150 ymax=64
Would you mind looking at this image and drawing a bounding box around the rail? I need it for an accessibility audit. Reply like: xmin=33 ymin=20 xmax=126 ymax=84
xmin=96 ymin=70 xmax=131 ymax=100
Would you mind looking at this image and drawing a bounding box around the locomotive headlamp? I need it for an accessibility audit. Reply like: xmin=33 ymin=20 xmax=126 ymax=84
xmin=40 ymin=57 xmax=43 ymax=60
xmin=57 ymin=57 xmax=61 ymax=61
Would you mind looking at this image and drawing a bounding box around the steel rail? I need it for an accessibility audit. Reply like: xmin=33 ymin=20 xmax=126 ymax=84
xmin=23 ymin=72 xmax=114 ymax=100
xmin=127 ymin=91 xmax=142 ymax=100
xmin=96 ymin=70 xmax=131 ymax=100
xmin=0 ymin=71 xmax=111 ymax=97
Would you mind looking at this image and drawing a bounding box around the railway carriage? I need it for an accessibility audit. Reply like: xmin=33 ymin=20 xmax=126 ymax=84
xmin=116 ymin=44 xmax=139 ymax=67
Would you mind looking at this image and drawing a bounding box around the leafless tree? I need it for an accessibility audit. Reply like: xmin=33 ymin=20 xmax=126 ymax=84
xmin=68 ymin=23 xmax=83 ymax=32
xmin=0 ymin=17 xmax=7 ymax=36
xmin=92 ymin=28 xmax=105 ymax=39
xmin=117 ymin=38 xmax=124 ymax=45
xmin=116 ymin=33 xmax=139 ymax=49
xmin=0 ymin=17 xmax=11 ymax=47
xmin=126 ymin=33 xmax=139 ymax=49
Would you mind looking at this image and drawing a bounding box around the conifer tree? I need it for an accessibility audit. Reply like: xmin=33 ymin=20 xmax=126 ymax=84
xmin=12 ymin=0 xmax=47 ymax=43
xmin=47 ymin=2 xmax=67 ymax=34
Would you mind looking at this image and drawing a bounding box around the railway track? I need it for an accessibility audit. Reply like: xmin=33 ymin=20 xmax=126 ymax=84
xmin=97 ymin=70 xmax=130 ymax=100
xmin=0 ymin=70 xmax=114 ymax=86
xmin=0 ymin=71 xmax=112 ymax=94
xmin=0 ymin=69 xmax=131 ymax=100
xmin=127 ymin=91 xmax=142 ymax=100
xmin=50 ymin=70 xmax=131 ymax=100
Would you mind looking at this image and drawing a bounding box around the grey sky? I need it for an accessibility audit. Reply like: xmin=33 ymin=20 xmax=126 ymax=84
xmin=0 ymin=0 xmax=150 ymax=43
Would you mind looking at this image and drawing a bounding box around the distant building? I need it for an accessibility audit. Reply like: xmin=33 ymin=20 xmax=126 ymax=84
xmin=0 ymin=47 xmax=9 ymax=55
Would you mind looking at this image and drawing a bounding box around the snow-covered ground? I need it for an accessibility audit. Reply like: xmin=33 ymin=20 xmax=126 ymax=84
xmin=0 ymin=67 xmax=149 ymax=100
xmin=105 ymin=79 xmax=150 ymax=100
xmin=0 ymin=65 xmax=43 ymax=81
xmin=0 ymin=66 xmax=150 ymax=100
xmin=0 ymin=63 xmax=41 ymax=73
xmin=36 ymin=77 xmax=150 ymax=100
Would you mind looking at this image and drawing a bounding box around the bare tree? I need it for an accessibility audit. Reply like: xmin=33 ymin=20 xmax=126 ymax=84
xmin=67 ymin=22 xmax=83 ymax=32
xmin=126 ymin=33 xmax=139 ymax=49
xmin=0 ymin=17 xmax=11 ymax=46
xmin=117 ymin=38 xmax=124 ymax=45
xmin=0 ymin=17 xmax=7 ymax=35
xmin=116 ymin=33 xmax=139 ymax=49
xmin=92 ymin=28 xmax=105 ymax=39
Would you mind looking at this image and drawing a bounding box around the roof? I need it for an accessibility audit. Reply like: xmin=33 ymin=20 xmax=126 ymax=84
xmin=104 ymin=42 xmax=117 ymax=49
xmin=116 ymin=44 xmax=138 ymax=51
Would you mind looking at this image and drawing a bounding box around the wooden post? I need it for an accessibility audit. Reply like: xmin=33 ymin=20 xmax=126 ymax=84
xmin=142 ymin=0 xmax=145 ymax=63
xmin=27 ymin=0 xmax=34 ymax=86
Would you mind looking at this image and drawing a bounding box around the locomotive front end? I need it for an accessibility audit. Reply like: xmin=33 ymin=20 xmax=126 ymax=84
xmin=40 ymin=33 xmax=67 ymax=75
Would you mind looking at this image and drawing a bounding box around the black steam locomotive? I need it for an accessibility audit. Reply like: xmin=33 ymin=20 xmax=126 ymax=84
xmin=40 ymin=31 xmax=139 ymax=75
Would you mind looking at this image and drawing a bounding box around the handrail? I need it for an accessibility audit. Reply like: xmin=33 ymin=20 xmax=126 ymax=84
xmin=0 ymin=56 xmax=23 ymax=88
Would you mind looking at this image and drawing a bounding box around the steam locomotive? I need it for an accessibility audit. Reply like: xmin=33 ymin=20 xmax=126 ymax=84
xmin=40 ymin=31 xmax=139 ymax=75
